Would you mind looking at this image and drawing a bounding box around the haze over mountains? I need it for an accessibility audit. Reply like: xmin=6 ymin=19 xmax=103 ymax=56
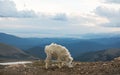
xmin=0 ymin=32 xmax=120 ymax=61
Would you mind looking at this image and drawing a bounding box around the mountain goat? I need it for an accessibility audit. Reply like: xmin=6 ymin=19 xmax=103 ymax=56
xmin=45 ymin=43 xmax=73 ymax=69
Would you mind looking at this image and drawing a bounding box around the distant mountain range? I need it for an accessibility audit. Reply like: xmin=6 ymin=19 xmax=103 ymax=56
xmin=75 ymin=48 xmax=120 ymax=62
xmin=0 ymin=32 xmax=120 ymax=61
xmin=0 ymin=43 xmax=35 ymax=61
xmin=0 ymin=33 xmax=41 ymax=50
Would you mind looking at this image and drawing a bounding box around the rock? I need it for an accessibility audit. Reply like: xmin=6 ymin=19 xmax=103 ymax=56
xmin=114 ymin=57 xmax=120 ymax=61
xmin=102 ymin=63 xmax=107 ymax=66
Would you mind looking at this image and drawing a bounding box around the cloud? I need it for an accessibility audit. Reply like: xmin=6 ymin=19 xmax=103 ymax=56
xmin=105 ymin=0 xmax=120 ymax=4
xmin=52 ymin=13 xmax=68 ymax=21
xmin=0 ymin=0 xmax=120 ymax=38
xmin=94 ymin=6 xmax=120 ymax=27
xmin=0 ymin=13 xmax=120 ymax=38
xmin=0 ymin=13 xmax=115 ymax=36
xmin=0 ymin=0 xmax=37 ymax=18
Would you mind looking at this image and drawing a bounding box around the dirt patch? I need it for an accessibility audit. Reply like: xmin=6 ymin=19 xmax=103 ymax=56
xmin=0 ymin=60 xmax=120 ymax=75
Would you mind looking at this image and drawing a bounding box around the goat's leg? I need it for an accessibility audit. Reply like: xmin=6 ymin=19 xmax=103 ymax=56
xmin=61 ymin=61 xmax=65 ymax=67
xmin=57 ymin=57 xmax=62 ymax=68
xmin=45 ymin=53 xmax=51 ymax=69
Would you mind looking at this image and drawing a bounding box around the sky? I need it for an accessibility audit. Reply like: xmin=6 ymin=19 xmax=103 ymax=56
xmin=0 ymin=0 xmax=120 ymax=38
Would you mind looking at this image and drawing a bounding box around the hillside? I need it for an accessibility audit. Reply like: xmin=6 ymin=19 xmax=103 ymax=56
xmin=0 ymin=43 xmax=35 ymax=61
xmin=75 ymin=48 xmax=120 ymax=62
xmin=0 ymin=57 xmax=120 ymax=75
xmin=25 ymin=46 xmax=45 ymax=59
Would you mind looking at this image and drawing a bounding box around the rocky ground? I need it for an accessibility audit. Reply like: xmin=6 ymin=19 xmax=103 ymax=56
xmin=0 ymin=57 xmax=120 ymax=75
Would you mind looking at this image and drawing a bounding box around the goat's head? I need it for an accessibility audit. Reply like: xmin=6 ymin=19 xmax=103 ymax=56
xmin=65 ymin=55 xmax=73 ymax=68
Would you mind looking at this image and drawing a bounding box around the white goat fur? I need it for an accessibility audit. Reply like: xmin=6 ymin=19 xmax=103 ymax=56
xmin=45 ymin=43 xmax=73 ymax=69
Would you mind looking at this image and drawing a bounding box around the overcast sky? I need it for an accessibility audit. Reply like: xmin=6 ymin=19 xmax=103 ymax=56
xmin=0 ymin=0 xmax=120 ymax=38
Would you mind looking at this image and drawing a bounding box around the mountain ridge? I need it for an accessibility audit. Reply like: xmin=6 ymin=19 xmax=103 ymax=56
xmin=0 ymin=32 xmax=120 ymax=59
xmin=75 ymin=48 xmax=120 ymax=62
